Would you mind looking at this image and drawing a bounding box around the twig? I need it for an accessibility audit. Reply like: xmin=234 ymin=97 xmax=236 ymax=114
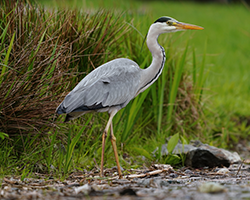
xmin=126 ymin=169 xmax=165 ymax=179
xmin=93 ymin=158 xmax=100 ymax=170
xmin=236 ymin=159 xmax=245 ymax=176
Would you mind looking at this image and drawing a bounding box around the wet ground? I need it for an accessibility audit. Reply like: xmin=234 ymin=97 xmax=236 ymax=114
xmin=1 ymin=163 xmax=250 ymax=200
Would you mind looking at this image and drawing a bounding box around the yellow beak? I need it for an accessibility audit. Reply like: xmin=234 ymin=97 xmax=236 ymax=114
xmin=175 ymin=22 xmax=204 ymax=30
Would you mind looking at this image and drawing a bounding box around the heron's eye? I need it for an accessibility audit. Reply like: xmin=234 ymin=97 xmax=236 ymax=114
xmin=167 ymin=21 xmax=173 ymax=26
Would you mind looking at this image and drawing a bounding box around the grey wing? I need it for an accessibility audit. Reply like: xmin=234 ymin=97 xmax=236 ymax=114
xmin=56 ymin=58 xmax=141 ymax=115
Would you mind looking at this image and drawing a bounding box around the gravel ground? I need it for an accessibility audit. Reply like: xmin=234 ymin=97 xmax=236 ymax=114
xmin=1 ymin=163 xmax=250 ymax=200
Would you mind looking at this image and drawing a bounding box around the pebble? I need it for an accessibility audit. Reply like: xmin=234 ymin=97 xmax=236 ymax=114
xmin=184 ymin=169 xmax=193 ymax=174
xmin=74 ymin=184 xmax=91 ymax=194
xmin=169 ymin=173 xmax=178 ymax=178
xmin=198 ymin=182 xmax=226 ymax=193
xmin=216 ymin=168 xmax=229 ymax=174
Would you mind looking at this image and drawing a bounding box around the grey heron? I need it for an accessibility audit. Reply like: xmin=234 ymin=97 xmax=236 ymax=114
xmin=56 ymin=16 xmax=203 ymax=178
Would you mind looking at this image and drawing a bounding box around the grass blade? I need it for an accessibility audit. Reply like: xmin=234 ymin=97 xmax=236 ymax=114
xmin=167 ymin=132 xmax=179 ymax=153
xmin=64 ymin=116 xmax=92 ymax=174
xmin=0 ymin=32 xmax=15 ymax=85
xmin=166 ymin=42 xmax=189 ymax=131
xmin=157 ymin=65 xmax=167 ymax=136
xmin=121 ymin=88 xmax=150 ymax=143
xmin=192 ymin=48 xmax=196 ymax=86
xmin=195 ymin=39 xmax=207 ymax=102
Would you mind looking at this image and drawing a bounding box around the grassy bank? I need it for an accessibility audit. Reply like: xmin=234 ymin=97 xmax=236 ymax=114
xmin=1 ymin=0 xmax=249 ymax=177
xmin=41 ymin=0 xmax=250 ymax=148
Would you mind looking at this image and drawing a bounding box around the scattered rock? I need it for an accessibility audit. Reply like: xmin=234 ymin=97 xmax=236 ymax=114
xmin=1 ymin=163 xmax=250 ymax=200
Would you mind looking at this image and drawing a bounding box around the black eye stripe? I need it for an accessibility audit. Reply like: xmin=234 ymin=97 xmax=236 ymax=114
xmin=154 ymin=17 xmax=172 ymax=23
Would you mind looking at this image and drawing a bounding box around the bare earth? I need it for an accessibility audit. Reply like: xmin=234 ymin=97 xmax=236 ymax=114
xmin=1 ymin=163 xmax=250 ymax=200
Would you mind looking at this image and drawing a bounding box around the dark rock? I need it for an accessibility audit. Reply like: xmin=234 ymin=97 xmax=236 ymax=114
xmin=185 ymin=143 xmax=241 ymax=168
xmin=119 ymin=188 xmax=137 ymax=196
xmin=155 ymin=140 xmax=241 ymax=169
xmin=185 ymin=148 xmax=230 ymax=168
xmin=169 ymin=173 xmax=179 ymax=178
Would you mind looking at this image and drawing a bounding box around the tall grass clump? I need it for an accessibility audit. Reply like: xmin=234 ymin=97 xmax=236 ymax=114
xmin=0 ymin=1 xmax=131 ymax=171
xmin=0 ymin=1 xmax=129 ymax=136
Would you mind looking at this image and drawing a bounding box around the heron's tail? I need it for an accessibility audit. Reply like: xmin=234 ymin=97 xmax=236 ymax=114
xmin=64 ymin=112 xmax=85 ymax=123
xmin=56 ymin=103 xmax=71 ymax=122
xmin=56 ymin=103 xmax=66 ymax=114
xmin=64 ymin=114 xmax=72 ymax=122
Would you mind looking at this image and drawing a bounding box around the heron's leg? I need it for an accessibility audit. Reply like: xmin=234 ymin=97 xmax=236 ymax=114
xmin=100 ymin=128 xmax=107 ymax=177
xmin=110 ymin=121 xmax=122 ymax=178
xmin=100 ymin=110 xmax=117 ymax=177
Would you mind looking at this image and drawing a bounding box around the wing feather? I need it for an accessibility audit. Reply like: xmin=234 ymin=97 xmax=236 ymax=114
xmin=56 ymin=58 xmax=141 ymax=114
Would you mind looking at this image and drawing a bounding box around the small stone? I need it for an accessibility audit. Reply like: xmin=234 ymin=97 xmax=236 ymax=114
xmin=198 ymin=182 xmax=226 ymax=193
xmin=152 ymin=164 xmax=173 ymax=171
xmin=216 ymin=168 xmax=229 ymax=174
xmin=91 ymin=184 xmax=101 ymax=191
xmin=169 ymin=173 xmax=178 ymax=178
xmin=3 ymin=186 xmax=11 ymax=191
xmin=74 ymin=184 xmax=91 ymax=194
xmin=184 ymin=169 xmax=193 ymax=174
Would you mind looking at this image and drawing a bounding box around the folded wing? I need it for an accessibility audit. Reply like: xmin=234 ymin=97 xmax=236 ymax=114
xmin=56 ymin=58 xmax=141 ymax=115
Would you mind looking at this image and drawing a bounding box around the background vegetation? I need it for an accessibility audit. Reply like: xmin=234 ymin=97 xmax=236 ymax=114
xmin=1 ymin=0 xmax=250 ymax=178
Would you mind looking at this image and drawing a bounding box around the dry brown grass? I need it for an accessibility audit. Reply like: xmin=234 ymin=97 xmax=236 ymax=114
xmin=0 ymin=1 xmax=130 ymax=136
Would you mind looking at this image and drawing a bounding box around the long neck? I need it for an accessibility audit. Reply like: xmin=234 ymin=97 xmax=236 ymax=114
xmin=138 ymin=27 xmax=166 ymax=94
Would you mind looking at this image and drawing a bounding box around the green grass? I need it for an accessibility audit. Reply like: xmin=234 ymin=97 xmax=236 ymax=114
xmin=1 ymin=0 xmax=250 ymax=178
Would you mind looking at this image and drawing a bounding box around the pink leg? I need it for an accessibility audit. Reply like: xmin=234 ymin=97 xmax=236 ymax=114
xmin=110 ymin=121 xmax=122 ymax=178
xmin=100 ymin=110 xmax=120 ymax=177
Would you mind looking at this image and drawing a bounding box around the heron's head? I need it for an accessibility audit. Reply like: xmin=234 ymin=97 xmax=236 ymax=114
xmin=153 ymin=16 xmax=203 ymax=34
